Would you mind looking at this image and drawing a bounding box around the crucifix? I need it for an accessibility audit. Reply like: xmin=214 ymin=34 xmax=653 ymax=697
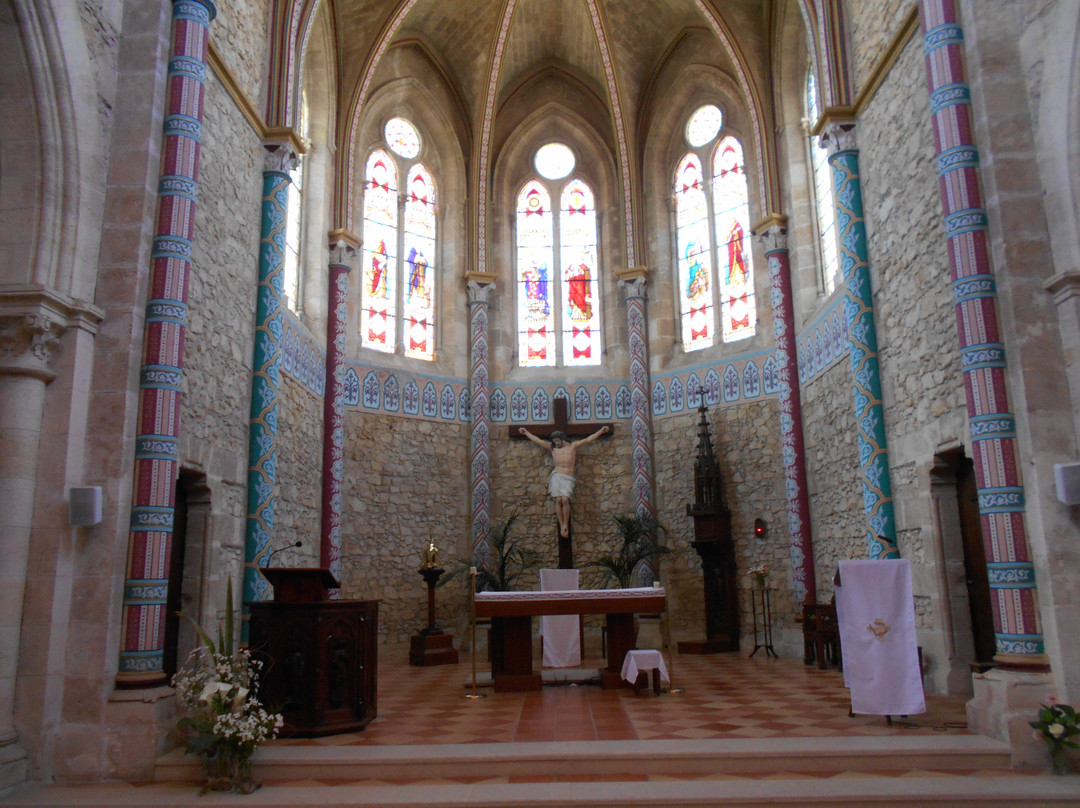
xmin=511 ymin=396 xmax=612 ymax=568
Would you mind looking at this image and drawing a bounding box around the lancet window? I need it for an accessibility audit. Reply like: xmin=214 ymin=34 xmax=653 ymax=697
xmin=516 ymin=143 xmax=601 ymax=367
xmin=360 ymin=117 xmax=437 ymax=360
xmin=806 ymin=70 xmax=841 ymax=295
xmin=674 ymin=105 xmax=756 ymax=351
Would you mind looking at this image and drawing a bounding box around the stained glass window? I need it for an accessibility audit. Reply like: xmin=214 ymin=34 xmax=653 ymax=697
xmin=674 ymin=108 xmax=755 ymax=350
xmin=675 ymin=154 xmax=714 ymax=350
xmin=360 ymin=116 xmax=438 ymax=361
xmin=282 ymin=92 xmax=309 ymax=313
xmin=807 ymin=71 xmax=840 ymax=294
xmin=535 ymin=143 xmax=575 ymax=180
xmin=385 ymin=117 xmax=421 ymax=159
xmin=515 ymin=162 xmax=601 ymax=369
xmin=403 ymin=164 xmax=435 ymax=360
xmin=560 ymin=179 xmax=600 ymax=365
xmin=361 ymin=149 xmax=398 ymax=352
xmin=686 ymin=104 xmax=722 ymax=148
xmin=517 ymin=181 xmax=555 ymax=366
xmin=713 ymin=136 xmax=755 ymax=341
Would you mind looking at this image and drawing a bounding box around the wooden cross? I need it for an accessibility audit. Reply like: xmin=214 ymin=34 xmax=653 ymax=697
xmin=510 ymin=396 xmax=612 ymax=568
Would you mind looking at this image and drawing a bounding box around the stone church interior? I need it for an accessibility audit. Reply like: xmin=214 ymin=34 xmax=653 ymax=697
xmin=1 ymin=0 xmax=1079 ymax=802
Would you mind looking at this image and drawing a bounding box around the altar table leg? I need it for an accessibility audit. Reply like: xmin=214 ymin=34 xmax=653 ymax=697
xmin=490 ymin=615 xmax=542 ymax=692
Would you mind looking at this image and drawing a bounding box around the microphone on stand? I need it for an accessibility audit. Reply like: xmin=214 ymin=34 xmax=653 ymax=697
xmin=263 ymin=540 xmax=302 ymax=568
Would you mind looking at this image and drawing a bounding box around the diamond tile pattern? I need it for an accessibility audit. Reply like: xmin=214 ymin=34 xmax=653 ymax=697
xmin=275 ymin=642 xmax=970 ymax=749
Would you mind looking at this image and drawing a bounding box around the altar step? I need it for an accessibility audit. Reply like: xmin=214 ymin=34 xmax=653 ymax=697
xmin=3 ymin=738 xmax=1075 ymax=807
xmin=128 ymin=737 xmax=1075 ymax=807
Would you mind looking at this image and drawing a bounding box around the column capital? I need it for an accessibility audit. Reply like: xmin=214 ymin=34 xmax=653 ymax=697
xmin=0 ymin=285 xmax=104 ymax=381
xmin=0 ymin=313 xmax=62 ymax=382
xmin=467 ymin=272 xmax=497 ymax=305
xmin=616 ymin=266 xmax=648 ymax=298
xmin=328 ymin=229 xmax=361 ymax=268
xmin=812 ymin=107 xmax=858 ymax=154
xmin=263 ymin=141 xmax=300 ymax=175
xmin=751 ymin=214 xmax=789 ymax=252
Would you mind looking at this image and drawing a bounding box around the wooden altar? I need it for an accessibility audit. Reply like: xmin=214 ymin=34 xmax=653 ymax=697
xmin=249 ymin=568 xmax=377 ymax=736
xmin=474 ymin=587 xmax=666 ymax=692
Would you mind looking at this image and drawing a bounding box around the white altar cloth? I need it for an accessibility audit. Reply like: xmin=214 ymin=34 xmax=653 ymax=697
xmin=835 ymin=559 xmax=925 ymax=716
xmin=540 ymin=569 xmax=580 ymax=668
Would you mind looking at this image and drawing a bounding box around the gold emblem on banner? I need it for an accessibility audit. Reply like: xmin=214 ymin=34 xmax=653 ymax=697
xmin=867 ymin=618 xmax=891 ymax=642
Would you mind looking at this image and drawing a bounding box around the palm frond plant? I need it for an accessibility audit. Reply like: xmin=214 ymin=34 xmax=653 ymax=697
xmin=442 ymin=512 xmax=543 ymax=592
xmin=585 ymin=512 xmax=670 ymax=589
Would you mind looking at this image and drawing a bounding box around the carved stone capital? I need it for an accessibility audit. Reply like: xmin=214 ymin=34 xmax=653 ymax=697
xmin=263 ymin=142 xmax=300 ymax=174
xmin=819 ymin=120 xmax=857 ymax=155
xmin=467 ymin=279 xmax=496 ymax=305
xmin=752 ymin=214 xmax=788 ymax=252
xmin=0 ymin=285 xmax=103 ymax=382
xmin=328 ymin=229 xmax=361 ymax=269
xmin=0 ymin=314 xmax=63 ymax=381
xmin=616 ymin=266 xmax=648 ymax=299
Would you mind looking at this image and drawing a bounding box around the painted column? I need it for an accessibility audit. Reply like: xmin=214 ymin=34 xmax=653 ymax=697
xmin=243 ymin=144 xmax=298 ymax=614
xmin=918 ymin=0 xmax=1045 ymax=666
xmin=820 ymin=121 xmax=899 ymax=560
xmin=616 ymin=268 xmax=657 ymax=583
xmin=117 ymin=0 xmax=217 ymax=686
xmin=467 ymin=274 xmax=495 ymax=559
xmin=320 ymin=231 xmax=359 ymax=584
xmin=754 ymin=217 xmax=816 ymax=607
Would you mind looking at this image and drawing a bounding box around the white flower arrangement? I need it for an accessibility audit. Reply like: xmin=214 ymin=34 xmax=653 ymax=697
xmin=171 ymin=578 xmax=282 ymax=793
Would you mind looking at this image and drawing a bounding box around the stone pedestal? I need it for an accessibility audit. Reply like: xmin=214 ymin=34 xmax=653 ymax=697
xmin=967 ymin=668 xmax=1055 ymax=768
xmin=409 ymin=632 xmax=459 ymax=666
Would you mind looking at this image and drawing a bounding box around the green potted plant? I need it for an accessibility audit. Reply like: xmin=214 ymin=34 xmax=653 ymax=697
xmin=443 ymin=512 xmax=543 ymax=592
xmin=585 ymin=512 xmax=670 ymax=589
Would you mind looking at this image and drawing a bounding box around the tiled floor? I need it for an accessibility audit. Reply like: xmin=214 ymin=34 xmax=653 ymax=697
xmin=278 ymin=640 xmax=971 ymax=748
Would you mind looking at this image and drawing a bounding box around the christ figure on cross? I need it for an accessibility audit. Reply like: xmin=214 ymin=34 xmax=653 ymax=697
xmin=519 ymin=424 xmax=609 ymax=538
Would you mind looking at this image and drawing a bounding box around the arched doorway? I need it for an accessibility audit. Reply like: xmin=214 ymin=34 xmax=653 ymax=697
xmin=930 ymin=446 xmax=995 ymax=693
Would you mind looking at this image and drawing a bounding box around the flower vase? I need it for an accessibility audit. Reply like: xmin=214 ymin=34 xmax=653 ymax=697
xmin=754 ymin=574 xmax=767 ymax=590
xmin=1050 ymin=746 xmax=1071 ymax=776
xmin=201 ymin=746 xmax=257 ymax=794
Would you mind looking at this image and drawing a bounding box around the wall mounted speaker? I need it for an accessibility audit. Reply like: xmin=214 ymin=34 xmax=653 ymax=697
xmin=1054 ymin=463 xmax=1080 ymax=505
xmin=69 ymin=486 xmax=103 ymax=526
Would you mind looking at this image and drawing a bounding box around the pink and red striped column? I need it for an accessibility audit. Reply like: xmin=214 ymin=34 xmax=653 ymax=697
xmin=919 ymin=0 xmax=1045 ymax=667
xmin=755 ymin=219 xmax=816 ymax=608
xmin=117 ymin=0 xmax=216 ymax=685
xmin=320 ymin=232 xmax=359 ymax=583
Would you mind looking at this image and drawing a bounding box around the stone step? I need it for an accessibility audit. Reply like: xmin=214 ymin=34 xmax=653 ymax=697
xmin=153 ymin=736 xmax=1014 ymax=783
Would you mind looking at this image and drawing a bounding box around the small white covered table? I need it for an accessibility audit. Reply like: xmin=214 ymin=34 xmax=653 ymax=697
xmin=620 ymin=649 xmax=669 ymax=694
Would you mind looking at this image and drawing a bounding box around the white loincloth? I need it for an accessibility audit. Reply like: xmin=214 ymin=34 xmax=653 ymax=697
xmin=548 ymin=471 xmax=576 ymax=499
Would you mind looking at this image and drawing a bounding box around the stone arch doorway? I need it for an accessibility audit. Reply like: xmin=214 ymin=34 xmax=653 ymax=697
xmin=931 ymin=446 xmax=996 ymax=693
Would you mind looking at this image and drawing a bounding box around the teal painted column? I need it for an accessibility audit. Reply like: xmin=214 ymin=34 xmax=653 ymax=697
xmin=821 ymin=122 xmax=898 ymax=560
xmin=244 ymin=144 xmax=298 ymax=618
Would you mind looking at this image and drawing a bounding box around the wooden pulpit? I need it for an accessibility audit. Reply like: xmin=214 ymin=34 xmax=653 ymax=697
xmin=248 ymin=567 xmax=378 ymax=737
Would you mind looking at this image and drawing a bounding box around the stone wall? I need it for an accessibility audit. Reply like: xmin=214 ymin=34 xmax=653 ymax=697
xmin=182 ymin=70 xmax=261 ymax=460
xmin=339 ymin=412 xmax=469 ymax=641
xmin=801 ymin=360 xmax=863 ymax=601
xmin=653 ymin=400 xmax=790 ymax=647
xmin=274 ymin=374 xmax=324 ymax=563
xmin=211 ymin=0 xmax=270 ymax=108
xmin=846 ymin=0 xmax=913 ymax=98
